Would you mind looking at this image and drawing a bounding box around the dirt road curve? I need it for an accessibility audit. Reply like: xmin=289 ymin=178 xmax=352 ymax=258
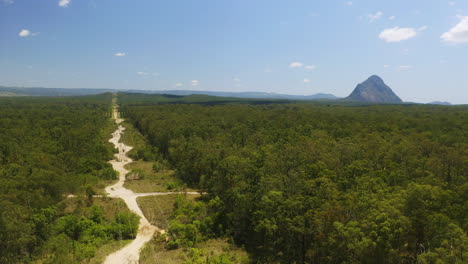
xmin=103 ymin=106 xmax=161 ymax=264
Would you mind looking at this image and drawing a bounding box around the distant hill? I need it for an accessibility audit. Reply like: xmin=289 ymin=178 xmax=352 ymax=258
xmin=0 ymin=91 xmax=23 ymax=97
xmin=427 ymin=101 xmax=452 ymax=106
xmin=125 ymin=90 xmax=339 ymax=100
xmin=346 ymin=75 xmax=403 ymax=103
xmin=0 ymin=86 xmax=112 ymax=96
xmin=0 ymin=86 xmax=338 ymax=100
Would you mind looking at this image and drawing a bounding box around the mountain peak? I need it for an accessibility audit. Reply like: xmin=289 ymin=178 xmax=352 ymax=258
xmin=346 ymin=75 xmax=402 ymax=103
xmin=367 ymin=75 xmax=384 ymax=83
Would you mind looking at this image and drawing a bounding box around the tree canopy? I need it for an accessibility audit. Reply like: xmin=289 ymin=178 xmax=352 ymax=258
xmin=0 ymin=94 xmax=139 ymax=263
xmin=121 ymin=95 xmax=467 ymax=263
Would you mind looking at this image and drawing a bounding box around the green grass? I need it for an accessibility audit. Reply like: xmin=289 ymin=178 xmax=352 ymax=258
xmin=86 ymin=239 xmax=132 ymax=264
xmin=118 ymin=107 xmax=193 ymax=193
xmin=123 ymin=161 xmax=191 ymax=193
xmin=137 ymin=194 xmax=200 ymax=230
xmin=139 ymin=238 xmax=250 ymax=264
xmin=120 ymin=119 xmax=148 ymax=159
xmin=93 ymin=180 xmax=117 ymax=196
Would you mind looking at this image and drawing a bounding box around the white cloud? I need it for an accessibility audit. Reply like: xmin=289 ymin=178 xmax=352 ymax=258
xmin=19 ymin=29 xmax=31 ymax=37
xmin=303 ymin=78 xmax=311 ymax=83
xmin=137 ymin=71 xmax=159 ymax=77
xmin=346 ymin=1 xmax=353 ymax=6
xmin=114 ymin=52 xmax=126 ymax=57
xmin=449 ymin=1 xmax=456 ymax=6
xmin=399 ymin=65 xmax=413 ymax=69
xmin=289 ymin=62 xmax=304 ymax=68
xmin=233 ymin=78 xmax=241 ymax=82
xmin=418 ymin=26 xmax=428 ymax=31
xmin=304 ymin=65 xmax=317 ymax=70
xmin=58 ymin=0 xmax=70 ymax=7
xmin=383 ymin=65 xmax=391 ymax=68
xmin=368 ymin=11 xmax=383 ymax=22
xmin=379 ymin=27 xmax=418 ymax=42
xmin=389 ymin=16 xmax=396 ymax=20
xmin=441 ymin=16 xmax=468 ymax=44
xmin=18 ymin=29 xmax=40 ymax=37
xmin=191 ymin=80 xmax=200 ymax=86
xmin=174 ymin=83 xmax=183 ymax=87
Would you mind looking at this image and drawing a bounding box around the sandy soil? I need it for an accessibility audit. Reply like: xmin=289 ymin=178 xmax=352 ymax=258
xmin=103 ymin=106 xmax=162 ymax=264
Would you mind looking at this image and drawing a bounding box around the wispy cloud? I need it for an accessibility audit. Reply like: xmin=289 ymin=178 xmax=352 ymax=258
xmin=289 ymin=62 xmax=317 ymax=70
xmin=58 ymin=0 xmax=70 ymax=7
xmin=303 ymin=78 xmax=311 ymax=83
xmin=441 ymin=16 xmax=468 ymax=44
xmin=137 ymin=72 xmax=159 ymax=77
xmin=191 ymin=80 xmax=200 ymax=86
xmin=389 ymin=16 xmax=396 ymax=20
xmin=399 ymin=65 xmax=413 ymax=70
xmin=174 ymin=83 xmax=183 ymax=88
xmin=368 ymin=11 xmax=383 ymax=22
xmin=289 ymin=62 xmax=304 ymax=68
xmin=2 ymin=0 xmax=14 ymax=5
xmin=418 ymin=26 xmax=428 ymax=31
xmin=346 ymin=1 xmax=353 ymax=6
xmin=379 ymin=27 xmax=418 ymax=42
xmin=114 ymin=52 xmax=126 ymax=57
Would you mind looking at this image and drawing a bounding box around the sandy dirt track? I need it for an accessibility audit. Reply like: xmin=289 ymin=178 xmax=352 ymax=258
xmin=103 ymin=106 xmax=161 ymax=264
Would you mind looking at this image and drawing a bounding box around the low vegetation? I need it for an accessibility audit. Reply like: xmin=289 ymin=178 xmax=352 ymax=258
xmin=140 ymin=238 xmax=250 ymax=264
xmin=139 ymin=195 xmax=249 ymax=264
xmin=119 ymin=120 xmax=150 ymax=160
xmin=35 ymin=197 xmax=139 ymax=263
xmin=138 ymin=194 xmax=200 ymax=230
xmin=124 ymin=161 xmax=183 ymax=193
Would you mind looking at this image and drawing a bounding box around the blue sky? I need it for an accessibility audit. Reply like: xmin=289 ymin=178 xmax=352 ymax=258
xmin=1 ymin=0 xmax=467 ymax=103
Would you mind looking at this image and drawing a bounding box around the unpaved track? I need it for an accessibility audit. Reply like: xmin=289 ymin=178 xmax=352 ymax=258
xmin=103 ymin=105 xmax=161 ymax=264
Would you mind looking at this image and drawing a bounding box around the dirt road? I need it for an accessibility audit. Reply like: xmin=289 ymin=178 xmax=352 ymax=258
xmin=103 ymin=106 xmax=161 ymax=264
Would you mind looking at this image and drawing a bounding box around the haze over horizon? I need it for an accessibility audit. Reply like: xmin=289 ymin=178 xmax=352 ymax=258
xmin=1 ymin=0 xmax=468 ymax=104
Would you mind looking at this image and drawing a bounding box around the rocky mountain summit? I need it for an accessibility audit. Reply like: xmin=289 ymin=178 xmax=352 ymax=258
xmin=347 ymin=75 xmax=402 ymax=103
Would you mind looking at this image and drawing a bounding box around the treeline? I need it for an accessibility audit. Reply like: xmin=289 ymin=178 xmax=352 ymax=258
xmin=0 ymin=94 xmax=128 ymax=263
xmin=122 ymin=101 xmax=467 ymax=264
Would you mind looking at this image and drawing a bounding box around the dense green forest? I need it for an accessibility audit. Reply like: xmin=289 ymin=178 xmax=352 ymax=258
xmin=0 ymin=94 xmax=139 ymax=263
xmin=117 ymin=92 xmax=296 ymax=106
xmin=120 ymin=94 xmax=467 ymax=264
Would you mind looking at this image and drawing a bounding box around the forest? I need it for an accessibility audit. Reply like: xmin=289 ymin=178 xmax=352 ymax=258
xmin=120 ymin=93 xmax=467 ymax=264
xmin=0 ymin=94 xmax=139 ymax=263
